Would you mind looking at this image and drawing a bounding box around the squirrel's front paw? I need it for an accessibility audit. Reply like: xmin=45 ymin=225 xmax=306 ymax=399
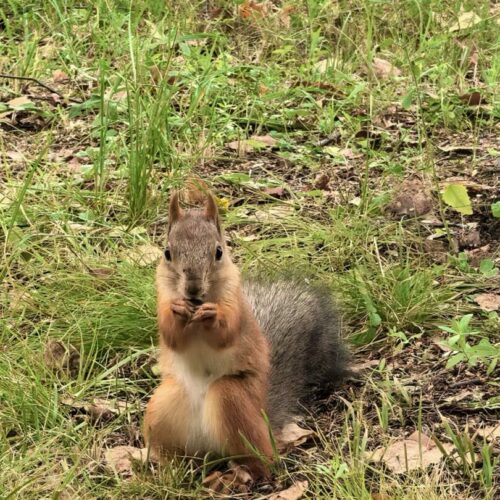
xmin=170 ymin=299 xmax=194 ymax=322
xmin=190 ymin=303 xmax=217 ymax=323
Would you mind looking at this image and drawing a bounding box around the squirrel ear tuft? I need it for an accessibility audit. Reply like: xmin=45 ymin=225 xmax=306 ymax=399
xmin=205 ymin=193 xmax=222 ymax=235
xmin=168 ymin=191 xmax=183 ymax=232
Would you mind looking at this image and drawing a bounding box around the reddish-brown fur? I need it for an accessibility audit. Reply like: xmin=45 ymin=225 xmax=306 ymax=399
xmin=144 ymin=192 xmax=273 ymax=480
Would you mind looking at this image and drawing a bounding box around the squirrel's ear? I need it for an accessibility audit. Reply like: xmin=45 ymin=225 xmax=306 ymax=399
xmin=168 ymin=191 xmax=183 ymax=232
xmin=205 ymin=193 xmax=222 ymax=235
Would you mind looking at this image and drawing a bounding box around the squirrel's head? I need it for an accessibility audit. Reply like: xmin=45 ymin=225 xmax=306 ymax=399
xmin=160 ymin=191 xmax=231 ymax=304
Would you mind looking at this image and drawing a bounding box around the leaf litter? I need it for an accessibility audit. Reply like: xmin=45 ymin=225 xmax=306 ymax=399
xmin=369 ymin=431 xmax=454 ymax=473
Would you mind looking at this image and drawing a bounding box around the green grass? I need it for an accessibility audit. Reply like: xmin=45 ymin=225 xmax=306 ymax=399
xmin=1 ymin=0 xmax=499 ymax=497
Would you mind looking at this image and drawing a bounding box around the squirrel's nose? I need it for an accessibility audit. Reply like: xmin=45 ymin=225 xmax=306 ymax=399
xmin=186 ymin=282 xmax=201 ymax=298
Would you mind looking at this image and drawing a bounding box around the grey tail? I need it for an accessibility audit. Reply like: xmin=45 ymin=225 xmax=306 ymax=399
xmin=242 ymin=279 xmax=350 ymax=429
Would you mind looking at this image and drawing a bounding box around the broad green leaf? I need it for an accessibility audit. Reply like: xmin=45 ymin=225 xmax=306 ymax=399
xmin=351 ymin=327 xmax=377 ymax=346
xmin=446 ymin=352 xmax=465 ymax=368
xmin=439 ymin=326 xmax=457 ymax=335
xmin=459 ymin=314 xmax=473 ymax=329
xmin=442 ymin=184 xmax=473 ymax=215
xmin=492 ymin=201 xmax=500 ymax=218
xmin=479 ymin=259 xmax=498 ymax=277
xmin=470 ymin=339 xmax=498 ymax=357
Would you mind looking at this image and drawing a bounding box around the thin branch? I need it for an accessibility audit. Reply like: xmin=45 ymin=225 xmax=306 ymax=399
xmin=0 ymin=74 xmax=83 ymax=104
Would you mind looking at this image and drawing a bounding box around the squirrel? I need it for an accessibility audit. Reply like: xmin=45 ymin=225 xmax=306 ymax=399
xmin=144 ymin=191 xmax=349 ymax=480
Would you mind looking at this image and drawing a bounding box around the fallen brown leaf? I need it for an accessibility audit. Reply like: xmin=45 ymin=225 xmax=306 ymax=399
xmin=66 ymin=156 xmax=82 ymax=173
xmin=252 ymin=134 xmax=277 ymax=147
xmin=104 ymin=446 xmax=148 ymax=476
xmin=124 ymin=244 xmax=163 ymax=266
xmin=44 ymin=340 xmax=80 ymax=377
xmin=5 ymin=151 xmax=25 ymax=162
xmin=270 ymin=480 xmax=308 ymax=500
xmin=263 ymin=186 xmax=287 ymax=199
xmin=386 ymin=179 xmax=433 ymax=217
xmin=443 ymin=388 xmax=484 ymax=405
xmin=251 ymin=205 xmax=295 ymax=223
xmin=226 ymin=134 xmax=277 ymax=154
xmin=276 ymin=422 xmax=315 ymax=451
xmin=202 ymin=465 xmax=252 ymax=495
xmin=314 ymin=172 xmax=330 ymax=190
xmin=474 ymin=293 xmax=500 ymax=312
xmin=314 ymin=59 xmax=333 ymax=73
xmin=61 ymin=397 xmax=132 ymax=423
xmin=437 ymin=144 xmax=476 ymax=154
xmin=459 ymin=92 xmax=486 ymax=106
xmin=7 ymin=96 xmax=33 ymax=108
xmin=238 ymin=0 xmax=269 ymax=19
xmin=373 ymin=57 xmax=401 ymax=79
xmin=370 ymin=431 xmax=453 ymax=473
xmin=52 ymin=70 xmax=69 ymax=83
xmin=442 ymin=177 xmax=492 ymax=192
xmin=476 ymin=424 xmax=500 ymax=441
xmin=350 ymin=359 xmax=380 ymax=374
xmin=110 ymin=90 xmax=127 ymax=102
xmin=457 ymin=223 xmax=481 ymax=249
xmin=448 ymin=11 xmax=482 ymax=32
xmin=466 ymin=244 xmax=492 ymax=268
xmin=371 ymin=494 xmax=391 ymax=500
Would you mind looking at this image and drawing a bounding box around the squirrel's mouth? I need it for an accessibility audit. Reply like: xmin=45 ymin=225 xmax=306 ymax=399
xmin=187 ymin=298 xmax=203 ymax=306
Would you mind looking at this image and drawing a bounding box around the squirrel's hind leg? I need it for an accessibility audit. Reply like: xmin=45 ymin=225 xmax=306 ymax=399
xmin=144 ymin=377 xmax=191 ymax=456
xmin=204 ymin=375 xmax=273 ymax=480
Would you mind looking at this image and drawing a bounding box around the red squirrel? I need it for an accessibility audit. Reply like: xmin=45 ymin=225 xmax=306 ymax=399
xmin=144 ymin=191 xmax=349 ymax=480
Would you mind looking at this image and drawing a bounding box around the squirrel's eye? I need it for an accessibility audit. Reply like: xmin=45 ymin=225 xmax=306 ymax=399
xmin=164 ymin=248 xmax=172 ymax=261
xmin=215 ymin=246 xmax=223 ymax=261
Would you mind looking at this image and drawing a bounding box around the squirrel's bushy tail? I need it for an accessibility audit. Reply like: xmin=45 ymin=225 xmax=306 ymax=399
xmin=243 ymin=279 xmax=350 ymax=429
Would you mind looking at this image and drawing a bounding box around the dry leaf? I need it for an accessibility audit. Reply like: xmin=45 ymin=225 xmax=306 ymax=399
xmin=476 ymin=424 xmax=500 ymax=441
xmin=314 ymin=59 xmax=333 ymax=73
xmin=443 ymin=388 xmax=484 ymax=405
xmin=61 ymin=397 xmax=131 ymax=423
xmin=373 ymin=57 xmax=401 ymax=79
xmin=104 ymin=446 xmax=148 ymax=476
xmin=52 ymin=69 xmax=69 ymax=83
xmin=270 ymin=480 xmax=309 ymax=500
xmin=459 ymin=92 xmax=486 ymax=106
xmin=442 ymin=177 xmax=492 ymax=192
xmin=124 ymin=244 xmax=163 ymax=266
xmin=350 ymin=359 xmax=380 ymax=374
xmin=226 ymin=134 xmax=277 ymax=154
xmin=387 ymin=179 xmax=433 ymax=217
xmin=251 ymin=134 xmax=277 ymax=147
xmin=263 ymin=186 xmax=287 ymax=199
xmin=448 ymin=11 xmax=482 ymax=32
xmin=111 ymin=90 xmax=128 ymax=102
xmin=238 ymin=0 xmax=269 ymax=19
xmin=474 ymin=293 xmax=500 ymax=312
xmin=7 ymin=96 xmax=33 ymax=108
xmin=371 ymin=494 xmax=391 ymax=500
xmin=258 ymin=84 xmax=269 ymax=95
xmin=251 ymin=205 xmax=294 ymax=223
xmin=202 ymin=465 xmax=252 ymax=494
xmin=314 ymin=172 xmax=330 ymax=190
xmin=67 ymin=156 xmax=82 ymax=172
xmin=5 ymin=151 xmax=25 ymax=162
xmin=370 ymin=431 xmax=453 ymax=473
xmin=44 ymin=340 xmax=80 ymax=377
xmin=437 ymin=144 xmax=476 ymax=154
xmin=88 ymin=398 xmax=129 ymax=421
xmin=276 ymin=422 xmax=315 ymax=451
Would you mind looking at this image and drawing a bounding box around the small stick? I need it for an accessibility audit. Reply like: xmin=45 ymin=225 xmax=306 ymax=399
xmin=0 ymin=74 xmax=83 ymax=104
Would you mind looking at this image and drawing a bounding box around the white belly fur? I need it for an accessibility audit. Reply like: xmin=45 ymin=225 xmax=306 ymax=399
xmin=170 ymin=336 xmax=236 ymax=455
